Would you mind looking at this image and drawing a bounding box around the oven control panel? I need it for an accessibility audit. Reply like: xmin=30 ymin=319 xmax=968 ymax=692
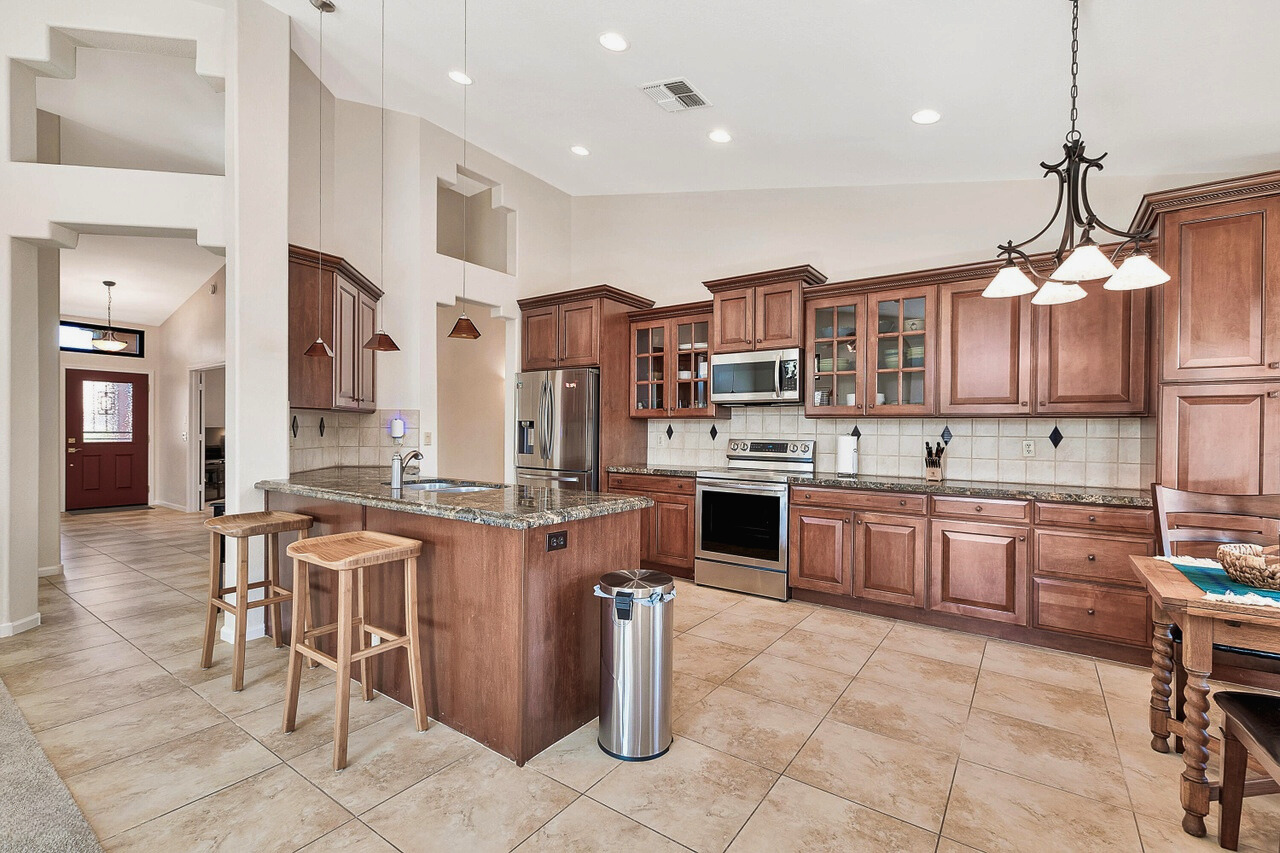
xmin=726 ymin=438 xmax=812 ymax=461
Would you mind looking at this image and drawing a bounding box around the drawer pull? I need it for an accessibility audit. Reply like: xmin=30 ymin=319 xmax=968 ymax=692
xmin=974 ymin=505 xmax=983 ymax=513
xmin=1086 ymin=608 xmax=1095 ymax=616
xmin=1225 ymin=620 xmax=1242 ymax=628
xmin=805 ymin=493 xmax=812 ymax=500
xmin=1088 ymin=554 xmax=1096 ymax=562
xmin=899 ymin=500 xmax=906 ymax=506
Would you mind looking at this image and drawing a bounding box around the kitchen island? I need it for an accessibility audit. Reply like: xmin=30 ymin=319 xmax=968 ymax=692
xmin=257 ymin=467 xmax=651 ymax=764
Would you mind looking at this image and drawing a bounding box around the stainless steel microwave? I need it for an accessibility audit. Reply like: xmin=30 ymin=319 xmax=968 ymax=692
xmin=709 ymin=348 xmax=802 ymax=405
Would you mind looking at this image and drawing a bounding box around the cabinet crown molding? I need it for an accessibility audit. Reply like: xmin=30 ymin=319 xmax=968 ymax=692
xmin=703 ymin=264 xmax=827 ymax=293
xmin=288 ymin=244 xmax=383 ymax=300
xmin=627 ymin=299 xmax=713 ymax=322
xmin=1130 ymin=169 xmax=1280 ymax=234
xmin=517 ymin=284 xmax=654 ymax=311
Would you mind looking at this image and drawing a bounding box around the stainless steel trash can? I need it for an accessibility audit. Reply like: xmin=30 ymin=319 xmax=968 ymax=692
xmin=596 ymin=569 xmax=676 ymax=760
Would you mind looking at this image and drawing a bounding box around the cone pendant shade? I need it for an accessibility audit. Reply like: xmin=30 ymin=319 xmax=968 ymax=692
xmin=448 ymin=314 xmax=481 ymax=340
xmin=1031 ymin=280 xmax=1088 ymax=306
xmin=304 ymin=337 xmax=335 ymax=358
xmin=363 ymin=330 xmax=400 ymax=351
xmin=1104 ymin=252 xmax=1171 ymax=291
xmin=982 ymin=263 xmax=1037 ymax=298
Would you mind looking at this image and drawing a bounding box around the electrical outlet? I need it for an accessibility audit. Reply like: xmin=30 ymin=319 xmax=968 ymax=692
xmin=1022 ymin=440 xmax=1036 ymax=458
xmin=546 ymin=530 xmax=568 ymax=552
xmin=422 ymin=432 xmax=432 ymax=446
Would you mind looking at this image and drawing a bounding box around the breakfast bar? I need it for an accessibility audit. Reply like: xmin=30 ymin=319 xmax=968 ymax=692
xmin=256 ymin=467 xmax=651 ymax=764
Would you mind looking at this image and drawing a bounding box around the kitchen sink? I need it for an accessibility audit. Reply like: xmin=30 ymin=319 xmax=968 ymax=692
xmin=388 ymin=480 xmax=500 ymax=493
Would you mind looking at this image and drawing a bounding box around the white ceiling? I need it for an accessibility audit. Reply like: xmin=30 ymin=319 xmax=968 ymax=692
xmin=266 ymin=0 xmax=1280 ymax=196
xmin=60 ymin=236 xmax=226 ymax=327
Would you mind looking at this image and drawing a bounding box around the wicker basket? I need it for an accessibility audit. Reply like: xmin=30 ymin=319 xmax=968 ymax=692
xmin=1216 ymin=543 xmax=1280 ymax=592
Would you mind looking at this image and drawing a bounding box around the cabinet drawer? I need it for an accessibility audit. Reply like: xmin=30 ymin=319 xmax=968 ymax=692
xmin=1033 ymin=530 xmax=1152 ymax=587
xmin=1033 ymin=502 xmax=1154 ymax=534
xmin=931 ymin=496 xmax=1030 ymax=523
xmin=608 ymin=473 xmax=694 ymax=496
xmin=1033 ymin=578 xmax=1150 ymax=646
xmin=791 ymin=487 xmax=926 ymax=515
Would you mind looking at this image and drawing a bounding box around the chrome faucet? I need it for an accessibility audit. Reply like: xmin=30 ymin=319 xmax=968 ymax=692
xmin=390 ymin=449 xmax=423 ymax=490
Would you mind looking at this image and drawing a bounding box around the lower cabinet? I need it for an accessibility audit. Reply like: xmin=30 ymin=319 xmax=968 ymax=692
xmin=606 ymin=474 xmax=695 ymax=576
xmin=929 ymin=520 xmax=1029 ymax=625
xmin=1032 ymin=578 xmax=1150 ymax=646
xmin=788 ymin=506 xmax=854 ymax=595
xmin=606 ymin=487 xmax=654 ymax=566
xmin=854 ymin=512 xmax=927 ymax=607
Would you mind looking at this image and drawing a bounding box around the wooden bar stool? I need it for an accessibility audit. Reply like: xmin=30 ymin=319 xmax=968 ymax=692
xmin=202 ymin=510 xmax=313 ymax=691
xmin=282 ymin=530 xmax=428 ymax=771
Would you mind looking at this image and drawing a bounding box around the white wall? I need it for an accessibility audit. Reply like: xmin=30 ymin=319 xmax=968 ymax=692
xmin=436 ymin=304 xmax=508 ymax=483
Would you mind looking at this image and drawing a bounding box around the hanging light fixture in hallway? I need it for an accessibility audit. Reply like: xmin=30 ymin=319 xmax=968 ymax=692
xmin=91 ymin=281 xmax=129 ymax=352
xmin=982 ymin=0 xmax=1170 ymax=304
xmin=448 ymin=0 xmax=481 ymax=340
xmin=304 ymin=0 xmax=336 ymax=358
xmin=363 ymin=0 xmax=400 ymax=352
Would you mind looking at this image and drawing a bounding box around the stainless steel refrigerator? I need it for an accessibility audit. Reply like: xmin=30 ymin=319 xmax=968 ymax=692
xmin=515 ymin=368 xmax=599 ymax=491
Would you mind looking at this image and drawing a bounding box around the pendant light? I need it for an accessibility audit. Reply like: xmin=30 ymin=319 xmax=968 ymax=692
xmin=304 ymin=0 xmax=336 ymax=358
xmin=363 ymin=0 xmax=400 ymax=352
xmin=983 ymin=0 xmax=1169 ymax=301
xmin=448 ymin=0 xmax=481 ymax=340
xmin=91 ymin=280 xmax=129 ymax=352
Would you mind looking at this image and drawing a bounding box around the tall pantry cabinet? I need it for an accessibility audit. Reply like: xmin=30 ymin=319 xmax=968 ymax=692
xmin=1134 ymin=172 xmax=1280 ymax=493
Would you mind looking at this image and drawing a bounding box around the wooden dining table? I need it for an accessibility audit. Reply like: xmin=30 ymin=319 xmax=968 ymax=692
xmin=1130 ymin=555 xmax=1280 ymax=837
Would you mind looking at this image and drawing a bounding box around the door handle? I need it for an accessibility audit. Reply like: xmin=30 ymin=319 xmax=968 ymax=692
xmin=774 ymin=352 xmax=782 ymax=398
xmin=547 ymin=384 xmax=556 ymax=460
xmin=67 ymin=448 xmax=80 ymax=453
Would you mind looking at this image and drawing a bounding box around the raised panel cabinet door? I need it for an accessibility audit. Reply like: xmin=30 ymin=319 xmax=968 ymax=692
xmin=607 ymin=487 xmax=654 ymax=565
xmin=334 ymin=278 xmax=361 ymax=409
xmin=1033 ymin=281 xmax=1148 ymax=415
xmin=929 ymin=520 xmax=1028 ymax=625
xmin=755 ymin=281 xmax=803 ymax=349
xmin=522 ymin=306 xmax=560 ymax=370
xmin=939 ymin=280 xmax=1031 ymax=415
xmin=357 ymin=293 xmax=378 ymax=410
xmin=559 ymin=299 xmax=601 ymax=367
xmin=788 ymin=506 xmax=854 ymax=595
xmin=1159 ymin=383 xmax=1280 ymax=495
xmin=854 ymin=512 xmax=926 ymax=607
xmin=713 ymin=288 xmax=755 ymax=353
xmin=650 ymin=493 xmax=695 ymax=569
xmin=288 ymin=260 xmax=336 ymax=409
xmin=1161 ymin=195 xmax=1280 ymax=382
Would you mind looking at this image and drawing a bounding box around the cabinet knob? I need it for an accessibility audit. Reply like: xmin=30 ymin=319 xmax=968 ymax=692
xmin=1038 ymin=401 xmax=1046 ymax=407
xmin=1269 ymin=391 xmax=1280 ymax=399
xmin=1018 ymin=535 xmax=1026 ymax=541
xmin=974 ymin=505 xmax=983 ymax=513
xmin=757 ymin=337 xmax=763 ymax=343
xmin=1086 ymin=608 xmax=1096 ymax=616
xmin=805 ymin=493 xmax=812 ymax=500
xmin=1088 ymin=554 xmax=1096 ymax=561
xmin=1269 ymin=362 xmax=1279 ymax=369
xmin=1021 ymin=401 xmax=1028 ymax=407
xmin=1088 ymin=515 xmax=1096 ymax=522
xmin=899 ymin=500 xmax=906 ymax=506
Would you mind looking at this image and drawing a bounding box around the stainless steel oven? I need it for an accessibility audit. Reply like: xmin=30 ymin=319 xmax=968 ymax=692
xmin=709 ymin=348 xmax=802 ymax=405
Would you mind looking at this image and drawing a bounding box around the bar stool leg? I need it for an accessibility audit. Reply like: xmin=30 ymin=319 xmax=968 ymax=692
xmin=283 ymin=557 xmax=308 ymax=734
xmin=356 ymin=566 xmax=373 ymax=702
xmin=267 ymin=532 xmax=284 ymax=649
xmin=231 ymin=537 xmax=250 ymax=692
xmin=404 ymin=556 xmax=428 ymax=732
xmin=333 ymin=570 xmax=354 ymax=771
xmin=200 ymin=530 xmax=221 ymax=670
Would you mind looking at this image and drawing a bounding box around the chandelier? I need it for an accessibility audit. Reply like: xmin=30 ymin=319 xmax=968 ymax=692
xmin=91 ymin=281 xmax=129 ymax=352
xmin=982 ymin=0 xmax=1170 ymax=305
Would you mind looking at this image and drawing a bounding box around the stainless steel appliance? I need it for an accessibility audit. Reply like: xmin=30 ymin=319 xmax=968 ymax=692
xmin=696 ymin=437 xmax=815 ymax=600
xmin=709 ymin=347 xmax=802 ymax=405
xmin=515 ymin=368 xmax=599 ymax=491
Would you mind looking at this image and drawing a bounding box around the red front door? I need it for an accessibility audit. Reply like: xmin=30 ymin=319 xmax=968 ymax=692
xmin=65 ymin=369 xmax=150 ymax=510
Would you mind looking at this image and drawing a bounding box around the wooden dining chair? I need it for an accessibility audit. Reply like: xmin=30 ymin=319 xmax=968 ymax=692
xmin=1214 ymin=691 xmax=1280 ymax=851
xmin=1151 ymin=486 xmax=1280 ymax=752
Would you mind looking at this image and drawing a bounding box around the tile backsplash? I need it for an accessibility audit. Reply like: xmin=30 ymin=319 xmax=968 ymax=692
xmin=289 ymin=409 xmax=421 ymax=472
xmin=647 ymin=406 xmax=1156 ymax=490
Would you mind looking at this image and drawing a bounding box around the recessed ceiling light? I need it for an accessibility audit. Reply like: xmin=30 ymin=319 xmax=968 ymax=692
xmin=708 ymin=129 xmax=732 ymax=143
xmin=598 ymin=32 xmax=629 ymax=52
xmin=911 ymin=109 xmax=941 ymax=125
xmin=448 ymin=70 xmax=473 ymax=86
xmin=570 ymin=145 xmax=590 ymax=156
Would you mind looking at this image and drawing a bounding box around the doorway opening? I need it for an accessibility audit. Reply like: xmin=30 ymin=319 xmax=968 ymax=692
xmin=192 ymin=365 xmax=226 ymax=511
xmin=64 ymin=368 xmax=150 ymax=511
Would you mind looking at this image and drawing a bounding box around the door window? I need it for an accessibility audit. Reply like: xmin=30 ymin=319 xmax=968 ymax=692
xmin=82 ymin=381 xmax=134 ymax=442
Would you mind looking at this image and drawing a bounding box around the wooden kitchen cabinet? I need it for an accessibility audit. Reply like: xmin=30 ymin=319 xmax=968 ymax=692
xmin=521 ymin=306 xmax=560 ymax=370
xmin=606 ymin=473 xmax=695 ymax=577
xmin=806 ymin=293 xmax=867 ymax=416
xmin=869 ymin=285 xmax=936 ymax=415
xmin=788 ymin=505 xmax=854 ymax=596
xmin=854 ymin=512 xmax=926 ymax=607
xmin=628 ymin=302 xmax=717 ymax=418
xmin=1159 ymin=382 xmax=1280 ymax=494
xmin=288 ymin=244 xmax=382 ymax=412
xmin=704 ymin=265 xmax=827 ymax=354
xmin=517 ymin=286 xmax=654 ymax=372
xmin=607 ymin=487 xmax=654 ymax=565
xmin=929 ymin=519 xmax=1029 ymax=625
xmin=939 ymin=279 xmax=1032 ymax=415
xmin=558 ymin=299 xmax=601 ymax=366
xmin=1033 ymin=281 xmax=1148 ymax=415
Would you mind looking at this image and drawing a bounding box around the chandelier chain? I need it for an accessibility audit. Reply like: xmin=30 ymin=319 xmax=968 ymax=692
xmin=1067 ymin=0 xmax=1080 ymax=143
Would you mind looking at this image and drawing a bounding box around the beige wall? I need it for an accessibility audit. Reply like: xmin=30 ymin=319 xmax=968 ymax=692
xmin=436 ymin=304 xmax=507 ymax=483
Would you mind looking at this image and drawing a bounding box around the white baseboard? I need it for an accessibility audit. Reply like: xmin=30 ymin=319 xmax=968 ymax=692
xmin=38 ymin=563 xmax=64 ymax=578
xmin=152 ymin=500 xmax=189 ymax=512
xmin=0 ymin=612 xmax=42 ymax=637
xmin=220 ymin=621 xmax=267 ymax=643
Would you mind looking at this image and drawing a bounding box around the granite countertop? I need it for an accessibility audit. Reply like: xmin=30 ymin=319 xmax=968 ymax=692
xmin=605 ymin=465 xmax=1152 ymax=507
xmin=257 ymin=467 xmax=652 ymax=530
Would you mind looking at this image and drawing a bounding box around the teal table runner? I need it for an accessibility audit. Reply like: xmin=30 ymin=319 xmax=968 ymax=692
xmin=1170 ymin=559 xmax=1280 ymax=605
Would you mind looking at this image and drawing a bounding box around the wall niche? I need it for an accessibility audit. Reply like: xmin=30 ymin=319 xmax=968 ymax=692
xmin=436 ymin=168 xmax=516 ymax=275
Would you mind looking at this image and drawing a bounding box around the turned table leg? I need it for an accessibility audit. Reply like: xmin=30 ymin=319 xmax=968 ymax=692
xmin=1179 ymin=614 xmax=1213 ymax=838
xmin=1150 ymin=603 xmax=1175 ymax=754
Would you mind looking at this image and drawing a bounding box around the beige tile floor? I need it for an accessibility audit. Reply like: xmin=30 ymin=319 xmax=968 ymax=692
xmin=4 ymin=507 xmax=1280 ymax=852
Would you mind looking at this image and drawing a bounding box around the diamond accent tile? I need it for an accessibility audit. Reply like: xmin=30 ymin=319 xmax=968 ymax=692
xmin=851 ymin=425 xmax=862 ymax=439
xmin=941 ymin=426 xmax=953 ymax=445
xmin=666 ymin=425 xmax=674 ymax=441
xmin=709 ymin=425 xmax=719 ymax=441
xmin=1048 ymin=426 xmax=1064 ymax=448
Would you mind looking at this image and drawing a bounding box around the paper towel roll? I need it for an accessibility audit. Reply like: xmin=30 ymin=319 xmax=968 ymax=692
xmin=836 ymin=435 xmax=858 ymax=475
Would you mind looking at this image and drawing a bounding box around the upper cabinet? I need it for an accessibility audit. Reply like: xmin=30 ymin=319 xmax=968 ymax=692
xmin=940 ymin=279 xmax=1031 ymax=415
xmin=704 ymin=265 xmax=826 ymax=353
xmin=869 ymin=286 xmax=936 ymax=416
xmin=806 ymin=293 xmax=867 ymax=416
xmin=628 ymin=302 xmax=718 ymax=418
xmin=288 ymin=244 xmax=382 ymax=413
xmin=517 ymin=286 xmax=653 ymax=372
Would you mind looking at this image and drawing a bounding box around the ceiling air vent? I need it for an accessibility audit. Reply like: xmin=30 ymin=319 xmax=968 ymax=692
xmin=640 ymin=79 xmax=711 ymax=112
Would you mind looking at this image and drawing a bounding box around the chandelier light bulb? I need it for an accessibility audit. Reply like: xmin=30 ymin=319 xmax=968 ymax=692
xmin=1050 ymin=242 xmax=1118 ymax=282
xmin=982 ymin=263 xmax=1038 ymax=298
xmin=1104 ymin=252 xmax=1171 ymax=291
xmin=1031 ymin=280 xmax=1088 ymax=306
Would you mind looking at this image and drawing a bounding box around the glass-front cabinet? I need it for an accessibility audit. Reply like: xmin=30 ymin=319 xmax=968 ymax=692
xmin=630 ymin=306 xmax=717 ymax=418
xmin=870 ymin=285 xmax=935 ymax=415
xmin=806 ymin=294 xmax=866 ymax=416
